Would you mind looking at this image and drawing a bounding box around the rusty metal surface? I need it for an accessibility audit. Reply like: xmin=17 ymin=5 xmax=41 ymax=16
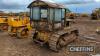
xmin=28 ymin=0 xmax=65 ymax=8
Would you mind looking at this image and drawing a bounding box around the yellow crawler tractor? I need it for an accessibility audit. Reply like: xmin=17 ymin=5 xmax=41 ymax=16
xmin=66 ymin=13 xmax=76 ymax=19
xmin=8 ymin=16 xmax=32 ymax=38
xmin=91 ymin=8 xmax=100 ymax=20
xmin=0 ymin=16 xmax=8 ymax=31
xmin=28 ymin=0 xmax=78 ymax=51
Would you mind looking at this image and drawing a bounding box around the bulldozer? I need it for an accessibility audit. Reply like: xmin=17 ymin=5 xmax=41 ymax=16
xmin=0 ymin=16 xmax=8 ymax=31
xmin=8 ymin=16 xmax=32 ymax=38
xmin=66 ymin=13 xmax=76 ymax=19
xmin=91 ymin=8 xmax=100 ymax=20
xmin=28 ymin=0 xmax=78 ymax=51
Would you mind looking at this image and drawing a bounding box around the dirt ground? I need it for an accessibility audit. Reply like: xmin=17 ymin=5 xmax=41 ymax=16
xmin=0 ymin=17 xmax=100 ymax=56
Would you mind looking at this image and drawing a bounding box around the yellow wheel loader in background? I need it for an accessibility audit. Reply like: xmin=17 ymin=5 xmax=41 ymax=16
xmin=8 ymin=16 xmax=32 ymax=39
xmin=0 ymin=16 xmax=8 ymax=31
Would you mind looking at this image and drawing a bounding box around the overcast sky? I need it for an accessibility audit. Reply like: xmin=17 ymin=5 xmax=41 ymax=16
xmin=0 ymin=0 xmax=100 ymax=13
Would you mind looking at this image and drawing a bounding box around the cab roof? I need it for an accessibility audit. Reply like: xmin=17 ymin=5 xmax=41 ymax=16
xmin=28 ymin=0 xmax=65 ymax=8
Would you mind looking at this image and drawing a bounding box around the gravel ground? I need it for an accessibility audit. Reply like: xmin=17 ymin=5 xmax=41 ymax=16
xmin=0 ymin=17 xmax=100 ymax=56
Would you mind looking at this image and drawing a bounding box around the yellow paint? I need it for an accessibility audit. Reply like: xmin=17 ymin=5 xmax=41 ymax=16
xmin=33 ymin=2 xmax=46 ymax=6
xmin=38 ymin=32 xmax=49 ymax=42
xmin=8 ymin=16 xmax=23 ymax=27
xmin=0 ymin=17 xmax=7 ymax=24
xmin=8 ymin=16 xmax=32 ymax=37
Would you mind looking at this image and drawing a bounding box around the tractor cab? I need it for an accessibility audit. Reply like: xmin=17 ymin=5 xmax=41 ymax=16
xmin=28 ymin=0 xmax=67 ymax=32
